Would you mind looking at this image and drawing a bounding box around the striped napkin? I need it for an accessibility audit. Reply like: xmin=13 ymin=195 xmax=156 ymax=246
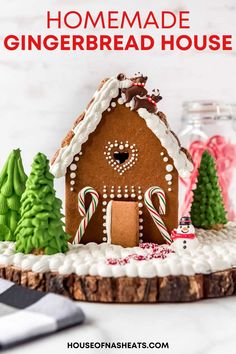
xmin=0 ymin=279 xmax=85 ymax=349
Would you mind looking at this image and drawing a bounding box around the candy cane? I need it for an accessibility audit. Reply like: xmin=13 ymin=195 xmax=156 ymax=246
xmin=144 ymin=186 xmax=172 ymax=244
xmin=74 ymin=186 xmax=99 ymax=244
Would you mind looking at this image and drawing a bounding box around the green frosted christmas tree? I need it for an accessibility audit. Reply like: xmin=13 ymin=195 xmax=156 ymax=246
xmin=190 ymin=150 xmax=227 ymax=230
xmin=0 ymin=149 xmax=27 ymax=241
xmin=15 ymin=153 xmax=69 ymax=255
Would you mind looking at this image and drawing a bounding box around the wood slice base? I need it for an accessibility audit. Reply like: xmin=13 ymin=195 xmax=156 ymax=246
xmin=1 ymin=265 xmax=236 ymax=303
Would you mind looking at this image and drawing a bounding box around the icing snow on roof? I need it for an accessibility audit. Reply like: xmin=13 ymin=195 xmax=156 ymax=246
xmin=50 ymin=75 xmax=193 ymax=178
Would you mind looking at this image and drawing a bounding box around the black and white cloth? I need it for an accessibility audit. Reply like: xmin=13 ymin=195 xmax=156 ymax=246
xmin=0 ymin=279 xmax=85 ymax=349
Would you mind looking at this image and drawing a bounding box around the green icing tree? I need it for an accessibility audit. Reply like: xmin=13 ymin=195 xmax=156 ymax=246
xmin=190 ymin=150 xmax=227 ymax=229
xmin=0 ymin=149 xmax=27 ymax=241
xmin=15 ymin=153 xmax=69 ymax=255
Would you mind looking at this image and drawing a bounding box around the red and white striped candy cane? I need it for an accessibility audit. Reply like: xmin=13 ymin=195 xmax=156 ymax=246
xmin=144 ymin=186 xmax=172 ymax=244
xmin=74 ymin=186 xmax=99 ymax=244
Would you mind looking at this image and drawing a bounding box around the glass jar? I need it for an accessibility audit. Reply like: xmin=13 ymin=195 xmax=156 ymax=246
xmin=178 ymin=101 xmax=236 ymax=221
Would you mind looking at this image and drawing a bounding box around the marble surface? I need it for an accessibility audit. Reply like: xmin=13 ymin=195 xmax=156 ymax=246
xmin=0 ymin=1 xmax=236 ymax=353
xmin=8 ymin=297 xmax=236 ymax=354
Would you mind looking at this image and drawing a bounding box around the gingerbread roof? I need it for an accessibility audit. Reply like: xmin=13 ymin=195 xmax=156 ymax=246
xmin=51 ymin=74 xmax=193 ymax=178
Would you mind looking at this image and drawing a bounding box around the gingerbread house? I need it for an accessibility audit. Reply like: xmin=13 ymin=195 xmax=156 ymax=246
xmin=51 ymin=73 xmax=193 ymax=247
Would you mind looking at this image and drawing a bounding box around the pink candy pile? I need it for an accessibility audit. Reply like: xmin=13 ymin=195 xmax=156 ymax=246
xmin=106 ymin=242 xmax=174 ymax=266
xmin=181 ymin=135 xmax=236 ymax=220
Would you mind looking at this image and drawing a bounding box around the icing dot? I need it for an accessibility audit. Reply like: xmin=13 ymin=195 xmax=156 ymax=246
xmin=107 ymin=108 xmax=111 ymax=112
xmin=110 ymin=194 xmax=115 ymax=198
xmin=119 ymin=145 xmax=124 ymax=150
xmin=168 ymin=188 xmax=172 ymax=192
xmin=110 ymin=144 xmax=114 ymax=148
xmin=139 ymin=211 xmax=143 ymax=215
xmin=139 ymin=239 xmax=143 ymax=243
xmin=103 ymin=215 xmax=106 ymax=220
xmin=103 ymin=194 xmax=107 ymax=198
xmin=103 ymin=230 xmax=107 ymax=234
xmin=118 ymin=98 xmax=124 ymax=105
xmin=138 ymin=203 xmax=143 ymax=208
xmin=103 ymin=223 xmax=106 ymax=227
xmin=160 ymin=152 xmax=164 ymax=156
xmin=166 ymin=164 xmax=174 ymax=172
xmin=163 ymin=157 xmax=168 ymax=162
xmin=168 ymin=181 xmax=172 ymax=185
xmin=111 ymin=102 xmax=116 ymax=107
xmin=102 ymin=208 xmax=106 ymax=212
xmin=138 ymin=195 xmax=142 ymax=200
xmin=102 ymin=201 xmax=107 ymax=206
xmin=139 ymin=225 xmax=143 ymax=230
xmin=131 ymin=193 xmax=136 ymax=198
xmin=74 ymin=156 xmax=79 ymax=161
xmin=165 ymin=174 xmax=173 ymax=181
xmin=70 ymin=173 xmax=76 ymax=179
xmin=103 ymin=237 xmax=107 ymax=242
xmin=139 ymin=233 xmax=143 ymax=237
xmin=70 ymin=188 xmax=74 ymax=192
xmin=79 ymin=152 xmax=83 ymax=156
xmin=124 ymin=194 xmax=129 ymax=198
xmin=117 ymin=194 xmax=122 ymax=198
xmin=70 ymin=181 xmax=75 ymax=186
xmin=125 ymin=143 xmax=129 ymax=148
xmin=139 ymin=218 xmax=143 ymax=223
xmin=70 ymin=164 xmax=77 ymax=171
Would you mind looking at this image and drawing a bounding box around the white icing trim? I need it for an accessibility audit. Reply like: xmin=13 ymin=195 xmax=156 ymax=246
xmin=106 ymin=201 xmax=113 ymax=243
xmin=0 ymin=223 xmax=236 ymax=277
xmin=50 ymin=76 xmax=193 ymax=178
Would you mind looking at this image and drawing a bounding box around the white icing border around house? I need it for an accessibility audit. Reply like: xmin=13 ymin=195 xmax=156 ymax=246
xmin=50 ymin=76 xmax=193 ymax=178
xmin=0 ymin=224 xmax=236 ymax=278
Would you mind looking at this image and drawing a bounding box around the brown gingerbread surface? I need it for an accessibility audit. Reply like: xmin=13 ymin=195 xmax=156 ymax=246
xmin=66 ymin=103 xmax=179 ymax=245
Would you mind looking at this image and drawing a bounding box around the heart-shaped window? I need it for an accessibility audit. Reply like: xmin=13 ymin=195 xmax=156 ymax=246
xmin=113 ymin=151 xmax=129 ymax=164
xmin=104 ymin=141 xmax=138 ymax=175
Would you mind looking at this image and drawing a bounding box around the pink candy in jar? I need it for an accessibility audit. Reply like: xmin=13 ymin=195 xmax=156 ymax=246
xmin=178 ymin=101 xmax=236 ymax=221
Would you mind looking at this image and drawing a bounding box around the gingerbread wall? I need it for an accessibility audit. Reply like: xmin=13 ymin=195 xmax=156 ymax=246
xmin=65 ymin=102 xmax=179 ymax=245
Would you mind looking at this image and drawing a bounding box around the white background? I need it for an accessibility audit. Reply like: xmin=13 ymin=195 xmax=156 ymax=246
xmin=0 ymin=1 xmax=236 ymax=353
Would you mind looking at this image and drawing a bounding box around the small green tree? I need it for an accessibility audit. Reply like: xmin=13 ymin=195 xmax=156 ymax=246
xmin=15 ymin=153 xmax=69 ymax=255
xmin=0 ymin=149 xmax=27 ymax=241
xmin=190 ymin=150 xmax=227 ymax=230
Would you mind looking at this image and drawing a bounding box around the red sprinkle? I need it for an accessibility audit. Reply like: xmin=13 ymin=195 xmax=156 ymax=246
xmin=106 ymin=243 xmax=174 ymax=266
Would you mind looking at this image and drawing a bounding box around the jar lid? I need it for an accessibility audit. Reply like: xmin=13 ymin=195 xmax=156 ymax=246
xmin=182 ymin=101 xmax=236 ymax=122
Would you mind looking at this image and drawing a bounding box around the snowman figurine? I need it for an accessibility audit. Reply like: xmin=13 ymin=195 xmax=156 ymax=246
xmin=171 ymin=217 xmax=199 ymax=252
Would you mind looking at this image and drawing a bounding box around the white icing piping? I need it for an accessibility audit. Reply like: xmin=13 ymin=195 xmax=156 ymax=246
xmin=0 ymin=223 xmax=236 ymax=277
xmin=50 ymin=77 xmax=193 ymax=178
xmin=106 ymin=200 xmax=113 ymax=243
